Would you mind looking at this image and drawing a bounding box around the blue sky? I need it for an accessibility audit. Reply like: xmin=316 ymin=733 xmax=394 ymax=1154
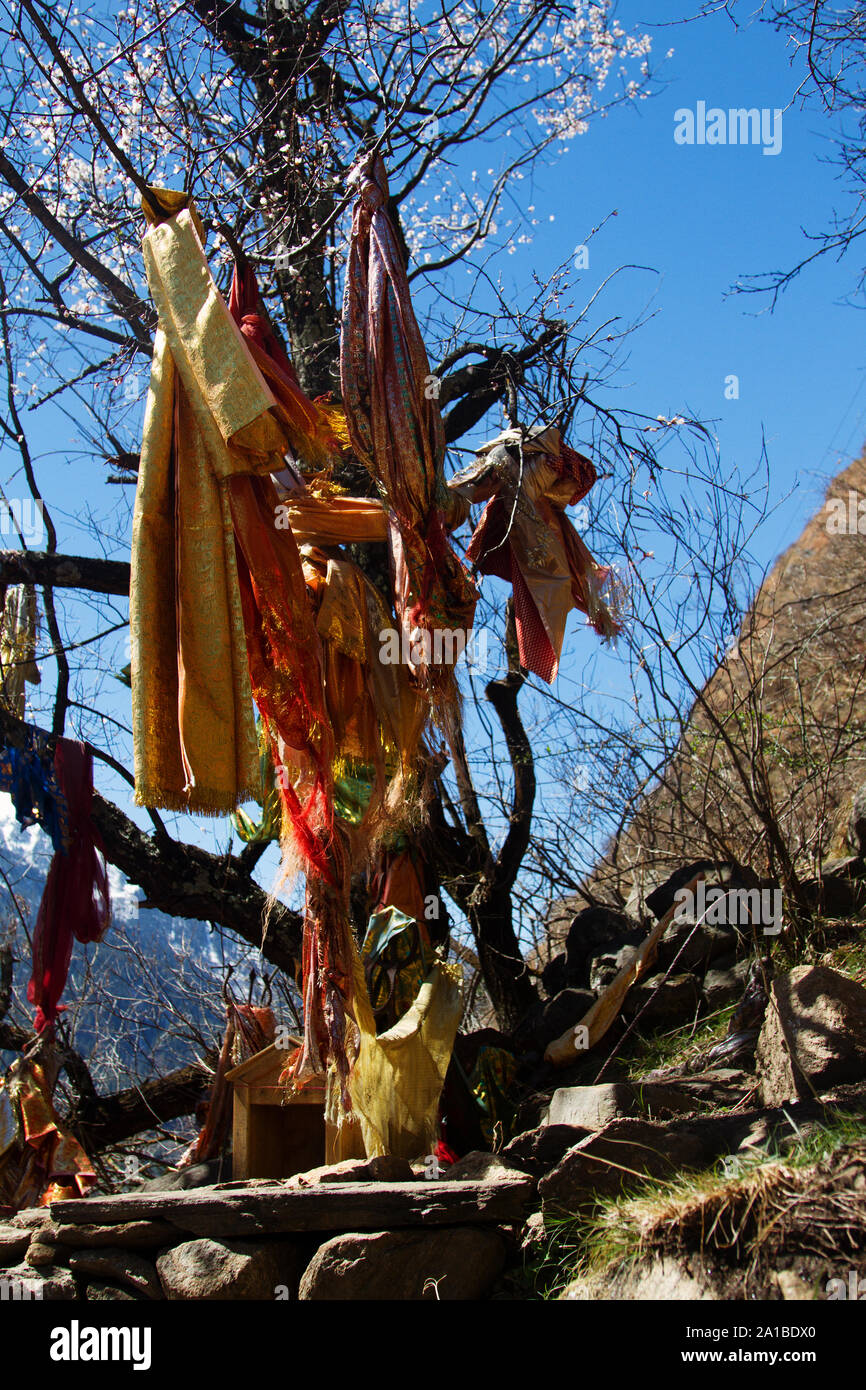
xmin=510 ymin=3 xmax=866 ymax=552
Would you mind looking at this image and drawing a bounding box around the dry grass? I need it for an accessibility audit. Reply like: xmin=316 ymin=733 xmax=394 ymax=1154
xmin=540 ymin=1123 xmax=866 ymax=1299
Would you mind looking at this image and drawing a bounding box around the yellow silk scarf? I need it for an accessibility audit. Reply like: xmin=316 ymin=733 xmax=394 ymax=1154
xmin=131 ymin=194 xmax=290 ymax=814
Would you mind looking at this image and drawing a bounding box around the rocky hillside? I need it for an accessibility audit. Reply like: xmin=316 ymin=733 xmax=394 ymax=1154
xmin=569 ymin=445 xmax=866 ymax=920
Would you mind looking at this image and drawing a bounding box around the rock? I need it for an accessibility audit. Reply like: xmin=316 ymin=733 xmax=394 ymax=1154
xmin=541 ymin=952 xmax=569 ymax=998
xmin=519 ymin=1211 xmax=546 ymax=1252
xmin=562 ymin=1254 xmax=721 ymax=1301
xmin=801 ymin=869 xmax=866 ymax=918
xmin=85 ymin=1281 xmax=146 ymax=1301
xmin=757 ymin=965 xmax=866 ymax=1105
xmin=623 ymin=972 xmax=701 ymax=1026
xmin=26 ymin=1240 xmax=60 ymax=1268
xmin=502 ymin=1124 xmax=592 ymax=1177
xmin=737 ymin=1118 xmax=772 ymax=1152
xmin=53 ymin=1219 xmax=179 ymax=1250
xmin=440 ymin=1151 xmax=534 ymax=1183
xmin=565 ymin=908 xmax=643 ymax=987
xmin=0 ymin=1223 xmax=30 ymax=1264
xmin=299 ymin=1226 xmax=506 ymax=1300
xmin=645 ymin=861 xmax=758 ymax=922
xmin=546 ymin=1082 xmax=696 ymax=1131
xmin=821 ymin=855 xmax=866 ymax=880
xmin=282 ymin=1155 xmax=415 ymax=1189
xmin=0 ymin=1264 xmax=77 ymax=1299
xmin=848 ymin=783 xmax=866 ymax=856
xmin=10 ymin=1207 xmax=54 ymax=1230
xmin=68 ymin=1248 xmax=163 ymax=1300
xmin=52 ymin=1176 xmax=534 ymax=1236
xmin=656 ymin=919 xmax=734 ymax=975
xmin=703 ymin=958 xmax=751 ymax=1009
xmin=588 ymin=943 xmax=639 ymax=993
xmin=156 ymin=1237 xmax=296 ymax=1300
xmin=546 ymin=1083 xmax=636 ymax=1130
xmin=140 ymin=1159 xmax=227 ymax=1191
xmin=538 ymin=1117 xmax=708 ymax=1210
xmin=773 ymin=1269 xmax=814 ymax=1301
xmin=537 ymin=988 xmax=596 ymax=1045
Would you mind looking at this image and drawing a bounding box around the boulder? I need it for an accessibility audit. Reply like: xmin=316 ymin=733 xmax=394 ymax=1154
xmin=539 ymin=1117 xmax=708 ymax=1209
xmin=502 ymin=1124 xmax=591 ymax=1177
xmin=140 ymin=1159 xmax=227 ymax=1192
xmin=440 ymin=1151 xmax=534 ymax=1183
xmin=562 ymin=1254 xmax=721 ymax=1301
xmin=546 ymin=1083 xmax=635 ymax=1130
xmin=0 ymin=1264 xmax=77 ymax=1299
xmin=821 ymin=855 xmax=866 ymax=879
xmin=519 ymin=1211 xmax=546 ymax=1252
xmin=564 ymin=907 xmax=644 ymax=987
xmin=645 ymin=861 xmax=758 ymax=922
xmin=541 ymin=952 xmax=569 ymax=998
xmin=756 ymin=965 xmax=866 ymax=1105
xmin=283 ymin=1155 xmax=415 ymax=1189
xmin=157 ymin=1237 xmax=298 ymax=1300
xmin=53 ymin=1219 xmax=179 ymax=1250
xmin=9 ymin=1207 xmax=54 ymax=1230
xmin=0 ymin=1223 xmax=30 ymax=1265
xmin=25 ymin=1240 xmax=60 ymax=1268
xmin=68 ymin=1248 xmax=163 ymax=1300
xmin=703 ymin=958 xmax=751 ymax=1010
xmin=299 ymin=1225 xmax=506 ymax=1300
xmin=622 ymin=972 xmax=701 ymax=1026
xmin=537 ymin=988 xmax=596 ymax=1044
xmin=800 ymin=866 xmax=866 ymax=918
xmin=656 ymin=919 xmax=734 ymax=975
xmin=516 ymin=986 xmax=597 ymax=1051
xmin=588 ymin=944 xmax=639 ymax=993
xmin=85 ymin=1280 xmax=145 ymax=1301
xmin=545 ymin=1082 xmax=696 ymax=1131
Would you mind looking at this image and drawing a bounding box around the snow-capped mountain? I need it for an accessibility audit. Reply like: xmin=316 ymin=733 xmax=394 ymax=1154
xmin=0 ymin=793 xmax=258 ymax=1090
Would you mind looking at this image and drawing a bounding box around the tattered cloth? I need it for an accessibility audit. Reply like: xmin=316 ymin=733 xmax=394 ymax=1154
xmin=340 ymin=154 xmax=477 ymax=698
xmin=28 ymin=739 xmax=110 ymax=1034
xmin=449 ymin=426 xmax=621 ymax=682
xmin=131 ymin=191 xmax=295 ymax=814
xmin=132 ymin=197 xmax=361 ymax=1090
xmin=0 ymin=730 xmax=69 ymax=852
xmin=0 ymin=1059 xmax=96 ymax=1211
xmin=0 ymin=584 xmax=40 ymax=718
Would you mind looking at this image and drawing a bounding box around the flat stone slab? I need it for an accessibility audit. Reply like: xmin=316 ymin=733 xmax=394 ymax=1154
xmin=50 ymin=1178 xmax=534 ymax=1239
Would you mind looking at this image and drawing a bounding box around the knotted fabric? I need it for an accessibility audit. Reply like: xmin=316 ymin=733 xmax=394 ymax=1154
xmin=340 ymin=155 xmax=477 ymax=703
xmin=28 ymin=739 xmax=110 ymax=1033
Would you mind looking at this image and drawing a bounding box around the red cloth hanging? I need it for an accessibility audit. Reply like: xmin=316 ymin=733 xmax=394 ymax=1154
xmin=28 ymin=739 xmax=110 ymax=1033
xmin=227 ymin=263 xmax=358 ymax=1098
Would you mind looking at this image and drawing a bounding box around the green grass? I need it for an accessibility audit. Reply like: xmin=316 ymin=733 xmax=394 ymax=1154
xmin=613 ymin=1002 xmax=736 ymax=1080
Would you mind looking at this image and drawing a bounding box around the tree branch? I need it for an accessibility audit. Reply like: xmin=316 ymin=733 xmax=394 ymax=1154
xmin=485 ymin=669 xmax=536 ymax=895
xmin=0 ymin=705 xmax=303 ymax=975
xmin=74 ymin=1062 xmax=211 ymax=1150
xmin=0 ymin=551 xmax=130 ymax=596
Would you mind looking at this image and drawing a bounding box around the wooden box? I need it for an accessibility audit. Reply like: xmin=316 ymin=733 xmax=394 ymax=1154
xmin=226 ymin=1043 xmax=328 ymax=1182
